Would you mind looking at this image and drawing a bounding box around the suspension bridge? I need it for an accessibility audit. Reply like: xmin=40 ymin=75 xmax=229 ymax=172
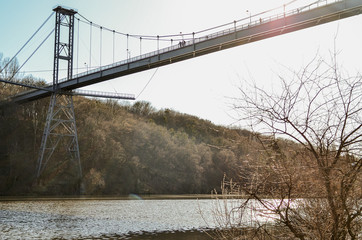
xmin=1 ymin=0 xmax=362 ymax=181
xmin=6 ymin=0 xmax=362 ymax=103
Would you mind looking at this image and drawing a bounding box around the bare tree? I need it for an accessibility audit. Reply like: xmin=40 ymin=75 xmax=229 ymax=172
xmin=220 ymin=52 xmax=362 ymax=239
xmin=0 ymin=54 xmax=19 ymax=80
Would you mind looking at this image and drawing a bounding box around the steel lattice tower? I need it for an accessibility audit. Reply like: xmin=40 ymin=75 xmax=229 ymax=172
xmin=36 ymin=6 xmax=82 ymax=180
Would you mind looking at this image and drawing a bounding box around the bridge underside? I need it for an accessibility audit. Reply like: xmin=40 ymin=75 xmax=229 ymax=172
xmin=11 ymin=0 xmax=362 ymax=104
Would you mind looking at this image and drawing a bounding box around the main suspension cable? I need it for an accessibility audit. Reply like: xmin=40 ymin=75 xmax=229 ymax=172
xmin=18 ymin=29 xmax=55 ymax=75
xmin=0 ymin=12 xmax=55 ymax=73
xmin=5 ymin=28 xmax=55 ymax=83
xmin=75 ymin=0 xmax=303 ymax=41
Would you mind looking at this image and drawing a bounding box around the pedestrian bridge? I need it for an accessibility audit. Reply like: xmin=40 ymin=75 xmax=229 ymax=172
xmin=10 ymin=0 xmax=362 ymax=103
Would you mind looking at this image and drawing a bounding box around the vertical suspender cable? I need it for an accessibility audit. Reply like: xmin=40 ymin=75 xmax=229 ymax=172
xmin=76 ymin=18 xmax=79 ymax=74
xmin=192 ymin=32 xmax=195 ymax=51
xmin=89 ymin=22 xmax=92 ymax=69
xmin=100 ymin=26 xmax=102 ymax=67
xmin=140 ymin=37 xmax=142 ymax=55
xmin=127 ymin=34 xmax=129 ymax=60
xmin=157 ymin=35 xmax=159 ymax=54
xmin=113 ymin=30 xmax=115 ymax=63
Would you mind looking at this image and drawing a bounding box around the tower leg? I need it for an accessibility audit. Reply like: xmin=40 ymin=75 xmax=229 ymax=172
xmin=36 ymin=93 xmax=82 ymax=181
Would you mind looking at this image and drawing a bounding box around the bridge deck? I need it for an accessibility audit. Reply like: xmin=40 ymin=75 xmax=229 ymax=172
xmin=11 ymin=0 xmax=362 ymax=103
xmin=66 ymin=89 xmax=135 ymax=100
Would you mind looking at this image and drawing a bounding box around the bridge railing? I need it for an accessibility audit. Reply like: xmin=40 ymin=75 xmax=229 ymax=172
xmin=193 ymin=0 xmax=342 ymax=44
xmin=70 ymin=89 xmax=135 ymax=99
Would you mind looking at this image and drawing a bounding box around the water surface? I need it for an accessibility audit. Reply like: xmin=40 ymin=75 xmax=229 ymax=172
xmin=0 ymin=198 xmax=216 ymax=239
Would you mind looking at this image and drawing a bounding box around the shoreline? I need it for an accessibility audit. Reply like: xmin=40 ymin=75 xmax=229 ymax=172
xmin=0 ymin=194 xmax=219 ymax=201
xmin=99 ymin=229 xmax=214 ymax=240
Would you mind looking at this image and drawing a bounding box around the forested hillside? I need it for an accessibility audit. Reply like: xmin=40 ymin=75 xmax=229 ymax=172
xmin=0 ymin=88 xmax=253 ymax=195
xmin=1 ymin=53 xmax=317 ymax=196
xmin=0 ymin=67 xmax=265 ymax=195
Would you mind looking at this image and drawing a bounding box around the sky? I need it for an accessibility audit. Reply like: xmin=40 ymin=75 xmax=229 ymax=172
xmin=1 ymin=0 xmax=362 ymax=127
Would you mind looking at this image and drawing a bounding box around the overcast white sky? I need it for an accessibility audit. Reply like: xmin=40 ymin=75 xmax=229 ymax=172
xmin=1 ymin=0 xmax=362 ymax=126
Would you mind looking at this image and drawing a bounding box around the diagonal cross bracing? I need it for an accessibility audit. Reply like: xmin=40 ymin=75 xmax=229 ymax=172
xmin=37 ymin=94 xmax=82 ymax=178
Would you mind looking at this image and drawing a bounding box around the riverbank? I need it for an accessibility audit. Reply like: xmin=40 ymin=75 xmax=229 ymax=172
xmin=95 ymin=229 xmax=213 ymax=240
xmin=0 ymin=194 xmax=218 ymax=201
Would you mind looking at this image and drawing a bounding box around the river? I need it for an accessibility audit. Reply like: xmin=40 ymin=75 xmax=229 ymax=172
xmin=0 ymin=197 xmax=220 ymax=239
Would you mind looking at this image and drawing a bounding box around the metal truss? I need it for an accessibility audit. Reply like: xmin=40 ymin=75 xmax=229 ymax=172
xmin=36 ymin=93 xmax=82 ymax=178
